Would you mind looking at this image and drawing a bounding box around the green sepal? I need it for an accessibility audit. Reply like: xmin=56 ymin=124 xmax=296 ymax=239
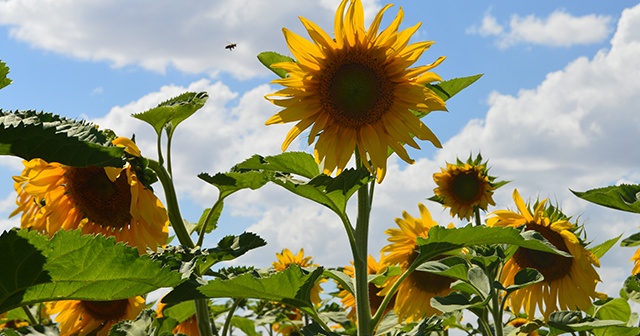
xmin=0 ymin=229 xmax=184 ymax=314
xmin=132 ymin=91 xmax=208 ymax=138
xmin=589 ymin=234 xmax=622 ymax=258
xmin=0 ymin=60 xmax=12 ymax=90
xmin=0 ymin=110 xmax=124 ymax=167
xmin=572 ymin=184 xmax=640 ymax=214
xmin=426 ymin=74 xmax=482 ymax=103
xmin=257 ymin=51 xmax=295 ymax=79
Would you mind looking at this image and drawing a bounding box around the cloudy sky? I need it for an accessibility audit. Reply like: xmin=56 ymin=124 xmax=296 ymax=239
xmin=1 ymin=0 xmax=640 ymax=299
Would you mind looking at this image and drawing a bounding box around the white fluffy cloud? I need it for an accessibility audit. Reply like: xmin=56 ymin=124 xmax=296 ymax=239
xmin=468 ymin=10 xmax=612 ymax=48
xmin=0 ymin=0 xmax=382 ymax=79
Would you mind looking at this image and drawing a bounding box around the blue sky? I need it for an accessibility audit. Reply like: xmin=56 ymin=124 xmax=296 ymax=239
xmin=2 ymin=0 xmax=640 ymax=302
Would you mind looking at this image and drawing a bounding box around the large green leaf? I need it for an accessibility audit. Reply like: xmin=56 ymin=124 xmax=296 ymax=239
xmin=257 ymin=51 xmax=295 ymax=79
xmin=166 ymin=265 xmax=324 ymax=312
xmin=235 ymin=152 xmax=320 ymax=179
xmin=0 ymin=110 xmax=124 ymax=167
xmin=415 ymin=225 xmax=571 ymax=266
xmin=572 ymin=185 xmax=640 ymax=214
xmin=0 ymin=229 xmax=184 ymax=313
xmin=132 ymin=92 xmax=208 ymax=138
xmin=548 ymin=311 xmax=627 ymax=336
xmin=0 ymin=60 xmax=12 ymax=90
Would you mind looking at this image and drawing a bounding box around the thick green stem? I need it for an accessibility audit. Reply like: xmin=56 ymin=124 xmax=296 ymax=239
xmin=490 ymin=288 xmax=503 ymax=336
xmin=474 ymin=207 xmax=482 ymax=226
xmin=148 ymin=159 xmax=194 ymax=249
xmin=167 ymin=133 xmax=174 ymax=177
xmin=195 ymin=299 xmax=215 ymax=336
xmin=22 ymin=305 xmax=37 ymax=326
xmin=354 ymin=155 xmax=373 ymax=336
xmin=221 ymin=299 xmax=242 ymax=336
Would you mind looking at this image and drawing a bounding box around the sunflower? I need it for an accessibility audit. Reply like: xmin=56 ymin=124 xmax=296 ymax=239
xmin=432 ymin=154 xmax=503 ymax=222
xmin=631 ymin=248 xmax=640 ymax=275
xmin=273 ymin=248 xmax=325 ymax=305
xmin=487 ymin=189 xmax=606 ymax=319
xmin=10 ymin=137 xmax=169 ymax=254
xmin=265 ymin=0 xmax=447 ymax=183
xmin=338 ymin=254 xmax=395 ymax=321
xmin=378 ymin=203 xmax=456 ymax=322
xmin=47 ymin=297 xmax=145 ymax=336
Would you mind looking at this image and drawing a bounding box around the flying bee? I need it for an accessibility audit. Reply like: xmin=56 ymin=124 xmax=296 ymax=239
xmin=225 ymin=43 xmax=237 ymax=51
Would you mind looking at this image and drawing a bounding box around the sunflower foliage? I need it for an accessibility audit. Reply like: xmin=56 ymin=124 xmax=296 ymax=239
xmin=1 ymin=1 xmax=640 ymax=334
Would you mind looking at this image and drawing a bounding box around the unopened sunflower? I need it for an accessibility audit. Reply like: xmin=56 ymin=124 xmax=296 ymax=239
xmin=273 ymin=248 xmax=325 ymax=306
xmin=47 ymin=297 xmax=145 ymax=336
xmin=379 ymin=203 xmax=456 ymax=322
xmin=10 ymin=137 xmax=168 ymax=254
xmin=487 ymin=189 xmax=606 ymax=319
xmin=338 ymin=254 xmax=395 ymax=321
xmin=265 ymin=0 xmax=447 ymax=182
xmin=432 ymin=154 xmax=505 ymax=222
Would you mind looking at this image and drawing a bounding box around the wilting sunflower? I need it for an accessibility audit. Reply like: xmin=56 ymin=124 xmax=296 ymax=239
xmin=432 ymin=154 xmax=504 ymax=222
xmin=487 ymin=189 xmax=606 ymax=319
xmin=338 ymin=254 xmax=395 ymax=321
xmin=265 ymin=0 xmax=447 ymax=183
xmin=273 ymin=248 xmax=325 ymax=305
xmin=47 ymin=297 xmax=145 ymax=336
xmin=378 ymin=203 xmax=456 ymax=322
xmin=10 ymin=137 xmax=169 ymax=254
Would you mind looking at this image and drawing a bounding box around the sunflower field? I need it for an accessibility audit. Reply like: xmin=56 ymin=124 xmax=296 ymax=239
xmin=2 ymin=0 xmax=640 ymax=335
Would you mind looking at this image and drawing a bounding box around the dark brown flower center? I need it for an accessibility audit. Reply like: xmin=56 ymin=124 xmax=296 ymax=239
xmin=451 ymin=169 xmax=482 ymax=203
xmin=369 ymin=282 xmax=395 ymax=316
xmin=80 ymin=299 xmax=129 ymax=321
xmin=65 ymin=166 xmax=132 ymax=228
xmin=407 ymin=251 xmax=454 ymax=294
xmin=512 ymin=223 xmax=573 ymax=282
xmin=318 ymin=48 xmax=395 ymax=129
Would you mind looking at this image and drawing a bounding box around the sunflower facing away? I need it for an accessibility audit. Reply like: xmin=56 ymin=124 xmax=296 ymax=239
xmin=432 ymin=154 xmax=503 ymax=222
xmin=379 ymin=203 xmax=456 ymax=322
xmin=10 ymin=137 xmax=169 ymax=254
xmin=47 ymin=297 xmax=145 ymax=336
xmin=487 ymin=189 xmax=606 ymax=319
xmin=273 ymin=248 xmax=325 ymax=305
xmin=265 ymin=0 xmax=447 ymax=182
xmin=338 ymin=254 xmax=395 ymax=321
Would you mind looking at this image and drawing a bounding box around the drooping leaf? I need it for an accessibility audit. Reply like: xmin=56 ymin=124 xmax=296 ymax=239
xmin=466 ymin=266 xmax=490 ymax=298
xmin=0 ymin=229 xmax=184 ymax=313
xmin=323 ymin=269 xmax=354 ymax=296
xmin=257 ymin=51 xmax=295 ymax=79
xmin=196 ymin=232 xmax=267 ymax=274
xmin=572 ymin=185 xmax=640 ymax=214
xmin=414 ymin=256 xmax=469 ymax=282
xmin=198 ymin=171 xmax=270 ymax=198
xmin=230 ymin=316 xmax=260 ymax=336
xmin=621 ymin=232 xmax=640 ymax=247
xmin=506 ymin=268 xmax=544 ymax=292
xmin=235 ymin=152 xmax=320 ymax=179
xmin=548 ymin=311 xmax=626 ymax=335
xmin=0 ymin=110 xmax=124 ymax=167
xmin=430 ymin=292 xmax=487 ymax=313
xmin=590 ymin=234 xmax=622 ymax=258
xmin=426 ymin=74 xmax=482 ymax=103
xmin=132 ymin=92 xmax=208 ymax=138
xmin=0 ymin=60 xmax=12 ymax=90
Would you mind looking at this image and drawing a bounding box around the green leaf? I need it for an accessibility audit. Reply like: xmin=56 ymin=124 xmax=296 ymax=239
xmin=0 ymin=110 xmax=124 ymax=167
xmin=235 ymin=152 xmax=320 ymax=179
xmin=430 ymin=292 xmax=486 ymax=313
xmin=414 ymin=256 xmax=470 ymax=282
xmin=467 ymin=266 xmax=490 ymax=298
xmin=198 ymin=170 xmax=270 ymax=198
xmin=0 ymin=230 xmax=184 ymax=313
xmin=194 ymin=206 xmax=222 ymax=234
xmin=424 ymin=74 xmax=482 ymax=105
xmin=622 ymin=274 xmax=640 ymax=304
xmin=172 ymin=265 xmax=324 ymax=312
xmin=109 ymin=309 xmax=156 ymax=336
xmin=257 ymin=51 xmax=295 ymax=79
xmin=592 ymin=298 xmax=632 ymax=323
xmin=590 ymin=234 xmax=622 ymax=259
xmin=415 ymin=225 xmax=571 ymax=266
xmin=572 ymin=185 xmax=640 ymax=214
xmin=323 ymin=269 xmax=354 ymax=296
xmin=196 ymin=232 xmax=267 ymax=274
xmin=548 ymin=311 xmax=625 ymax=335
xmin=621 ymin=232 xmax=640 ymax=247
xmin=230 ymin=316 xmax=260 ymax=336
xmin=132 ymin=91 xmax=208 ymax=138
xmin=162 ymin=301 xmax=197 ymax=323
xmin=0 ymin=60 xmax=12 ymax=90
xmin=506 ymin=268 xmax=544 ymax=292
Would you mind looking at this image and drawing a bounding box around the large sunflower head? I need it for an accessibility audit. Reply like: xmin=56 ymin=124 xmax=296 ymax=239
xmin=265 ymin=0 xmax=447 ymax=183
xmin=47 ymin=297 xmax=145 ymax=336
xmin=338 ymin=254 xmax=395 ymax=321
xmin=379 ymin=203 xmax=456 ymax=322
xmin=487 ymin=189 xmax=606 ymax=319
xmin=431 ymin=153 xmax=505 ymax=222
xmin=273 ymin=248 xmax=325 ymax=305
xmin=10 ymin=137 xmax=169 ymax=254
